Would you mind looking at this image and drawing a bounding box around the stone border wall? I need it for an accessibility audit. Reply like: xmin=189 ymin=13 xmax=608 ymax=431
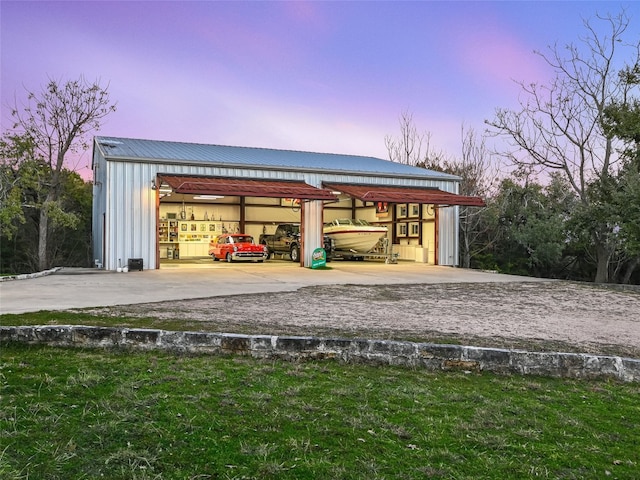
xmin=2 ymin=325 xmax=638 ymax=383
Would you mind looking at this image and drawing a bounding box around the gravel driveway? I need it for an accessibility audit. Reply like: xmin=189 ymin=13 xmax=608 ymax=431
xmin=77 ymin=280 xmax=640 ymax=359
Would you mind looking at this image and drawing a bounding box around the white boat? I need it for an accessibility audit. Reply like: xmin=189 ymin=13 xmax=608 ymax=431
xmin=323 ymin=219 xmax=388 ymax=252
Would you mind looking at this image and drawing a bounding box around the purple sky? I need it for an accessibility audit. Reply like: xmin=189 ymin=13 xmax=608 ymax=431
xmin=2 ymin=1 xmax=639 ymax=178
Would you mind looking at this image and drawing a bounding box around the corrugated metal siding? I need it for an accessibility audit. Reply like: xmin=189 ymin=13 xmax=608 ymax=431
xmin=437 ymin=181 xmax=461 ymax=266
xmin=310 ymin=171 xmax=458 ymax=192
xmin=303 ymin=201 xmax=324 ymax=265
xmin=438 ymin=206 xmax=459 ymax=266
xmin=102 ymin=161 xmax=158 ymax=271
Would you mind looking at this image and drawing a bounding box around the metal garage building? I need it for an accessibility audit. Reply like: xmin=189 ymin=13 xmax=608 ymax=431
xmin=91 ymin=136 xmax=483 ymax=271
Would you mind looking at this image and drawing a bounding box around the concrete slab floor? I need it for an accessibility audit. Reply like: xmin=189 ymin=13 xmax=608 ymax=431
xmin=0 ymin=262 xmax=546 ymax=314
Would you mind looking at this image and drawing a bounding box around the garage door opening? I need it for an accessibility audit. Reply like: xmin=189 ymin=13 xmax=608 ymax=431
xmin=154 ymin=176 xmax=485 ymax=269
xmin=323 ymin=183 xmax=485 ymax=265
xmin=155 ymin=175 xmax=336 ymax=267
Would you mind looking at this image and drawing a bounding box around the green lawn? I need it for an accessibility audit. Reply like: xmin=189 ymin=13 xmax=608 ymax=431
xmin=1 ymin=343 xmax=638 ymax=479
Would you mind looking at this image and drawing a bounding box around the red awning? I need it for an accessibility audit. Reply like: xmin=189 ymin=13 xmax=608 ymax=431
xmin=323 ymin=183 xmax=485 ymax=207
xmin=157 ymin=175 xmax=337 ymax=200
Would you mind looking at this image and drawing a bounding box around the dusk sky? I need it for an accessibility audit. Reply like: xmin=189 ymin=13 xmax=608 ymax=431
xmin=2 ymin=1 xmax=639 ymax=178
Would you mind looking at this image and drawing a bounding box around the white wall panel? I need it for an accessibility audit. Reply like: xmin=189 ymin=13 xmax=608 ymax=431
xmin=102 ymin=161 xmax=158 ymax=271
xmin=302 ymin=200 xmax=325 ymax=266
xmin=438 ymin=206 xmax=459 ymax=266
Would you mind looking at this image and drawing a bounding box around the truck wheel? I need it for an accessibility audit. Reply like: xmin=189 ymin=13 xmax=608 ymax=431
xmin=290 ymin=245 xmax=300 ymax=262
xmin=226 ymin=253 xmax=233 ymax=263
xmin=262 ymin=242 xmax=272 ymax=259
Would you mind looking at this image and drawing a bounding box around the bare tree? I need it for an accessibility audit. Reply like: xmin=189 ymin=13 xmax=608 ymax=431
xmin=385 ymin=110 xmax=448 ymax=166
xmin=385 ymin=112 xmax=496 ymax=267
xmin=486 ymin=11 xmax=640 ymax=283
xmin=456 ymin=126 xmax=499 ymax=268
xmin=425 ymin=126 xmax=499 ymax=268
xmin=9 ymin=76 xmax=116 ymax=270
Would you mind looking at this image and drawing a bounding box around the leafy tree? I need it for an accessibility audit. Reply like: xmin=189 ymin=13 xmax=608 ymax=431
xmin=0 ymin=134 xmax=33 ymax=239
xmin=598 ymin=64 xmax=640 ymax=283
xmin=0 ymin=141 xmax=92 ymax=273
xmin=7 ymin=76 xmax=116 ymax=271
xmin=603 ymin=64 xmax=640 ymax=156
xmin=486 ymin=11 xmax=640 ymax=283
xmin=613 ymin=166 xmax=640 ymax=283
xmin=48 ymin=169 xmax=93 ymax=267
xmin=489 ymin=173 xmax=578 ymax=278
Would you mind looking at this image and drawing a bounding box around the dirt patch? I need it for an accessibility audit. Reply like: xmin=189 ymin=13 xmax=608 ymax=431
xmin=75 ymin=281 xmax=640 ymax=358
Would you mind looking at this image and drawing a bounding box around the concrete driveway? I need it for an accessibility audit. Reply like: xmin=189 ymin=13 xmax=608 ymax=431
xmin=0 ymin=261 xmax=545 ymax=314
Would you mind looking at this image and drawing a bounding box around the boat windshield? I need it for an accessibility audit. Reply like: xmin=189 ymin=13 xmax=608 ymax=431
xmin=352 ymin=219 xmax=372 ymax=226
xmin=326 ymin=218 xmax=372 ymax=226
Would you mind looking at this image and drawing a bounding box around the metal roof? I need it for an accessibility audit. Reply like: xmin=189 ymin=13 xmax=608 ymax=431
xmin=95 ymin=136 xmax=459 ymax=180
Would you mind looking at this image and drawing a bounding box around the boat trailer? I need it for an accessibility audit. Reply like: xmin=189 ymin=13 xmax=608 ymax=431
xmin=331 ymin=238 xmax=399 ymax=264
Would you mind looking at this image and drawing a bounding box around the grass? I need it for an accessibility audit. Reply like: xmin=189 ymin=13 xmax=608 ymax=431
xmin=1 ymin=343 xmax=639 ymax=479
xmin=1 ymin=311 xmax=169 ymax=330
